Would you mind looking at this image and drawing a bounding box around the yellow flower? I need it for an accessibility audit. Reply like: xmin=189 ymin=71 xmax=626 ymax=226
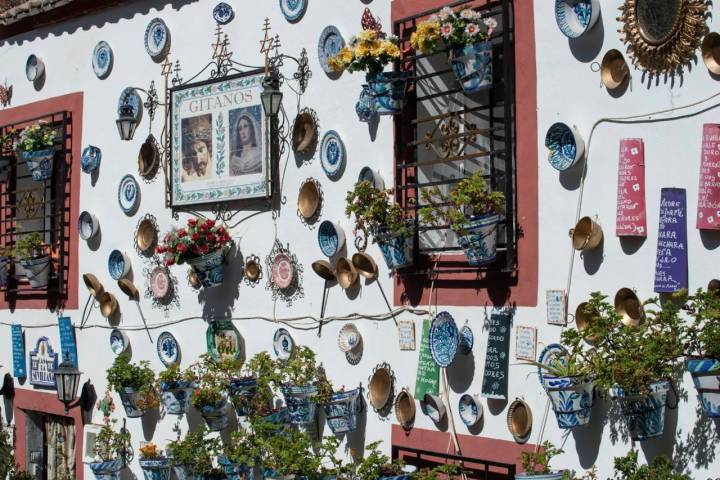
xmin=382 ymin=41 xmax=400 ymax=59
xmin=357 ymin=30 xmax=378 ymax=44
xmin=338 ymin=46 xmax=355 ymax=64
xmin=327 ymin=56 xmax=344 ymax=72
xmin=410 ymin=20 xmax=440 ymax=54
xmin=370 ymin=41 xmax=384 ymax=57
xmin=355 ymin=43 xmax=372 ymax=58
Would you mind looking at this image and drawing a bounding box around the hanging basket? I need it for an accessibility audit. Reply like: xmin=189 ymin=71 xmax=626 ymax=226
xmin=89 ymin=458 xmax=124 ymax=480
xmin=20 ymin=254 xmax=51 ymax=288
xmin=139 ymin=458 xmax=171 ymax=480
xmin=366 ymin=71 xmax=409 ymax=115
xmin=450 ymin=41 xmax=493 ymax=94
xmin=324 ymin=387 xmax=363 ymax=434
xmin=356 ymin=84 xmax=377 ymax=122
xmin=186 ymin=248 xmax=226 ymax=288
xmin=218 ymin=456 xmax=252 ymax=480
xmin=541 ymin=375 xmax=594 ymax=429
xmin=159 ymin=381 xmax=195 ymax=415
xmin=21 ymin=148 xmax=55 ymax=181
xmin=118 ymin=387 xmax=154 ymax=418
xmin=200 ymin=397 xmax=230 ymax=432
xmin=455 ymin=213 xmax=500 ymax=266
xmin=612 ymin=380 xmax=672 ymax=441
xmin=687 ymin=358 xmax=720 ymax=417
xmin=375 ymin=228 xmax=413 ymax=271
xmin=280 ymin=383 xmax=318 ymax=424
xmin=228 ymin=377 xmax=258 ymax=417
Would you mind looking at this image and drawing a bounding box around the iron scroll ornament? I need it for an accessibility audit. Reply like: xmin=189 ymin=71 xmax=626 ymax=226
xmin=618 ymin=0 xmax=707 ymax=75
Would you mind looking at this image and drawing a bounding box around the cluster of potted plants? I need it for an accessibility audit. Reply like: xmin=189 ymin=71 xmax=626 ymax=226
xmin=87 ymin=419 xmax=131 ymax=480
xmin=0 ymin=232 xmax=52 ymax=290
xmin=17 ymin=121 xmax=57 ymax=181
xmin=156 ymin=216 xmax=232 ymax=288
xmin=106 ymin=355 xmax=159 ymax=418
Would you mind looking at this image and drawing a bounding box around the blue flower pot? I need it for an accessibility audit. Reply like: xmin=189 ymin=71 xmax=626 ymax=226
xmin=554 ymin=0 xmax=600 ymax=39
xmin=228 ymin=377 xmax=258 ymax=417
xmin=366 ymin=72 xmax=409 ymax=115
xmin=323 ymin=388 xmax=362 ymax=434
xmin=218 ymin=456 xmax=252 ymax=480
xmin=89 ymin=458 xmax=124 ymax=480
xmin=687 ymin=358 xmax=720 ymax=417
xmin=160 ymin=381 xmax=195 ymax=415
xmin=375 ymin=228 xmax=413 ymax=270
xmin=450 ymin=42 xmax=493 ymax=94
xmin=613 ymin=381 xmax=671 ymax=441
xmin=541 ymin=375 xmax=594 ymax=429
xmin=200 ymin=398 xmax=230 ymax=431
xmin=187 ymin=248 xmax=226 ymax=288
xmin=280 ymin=384 xmax=318 ymax=424
xmin=262 ymin=408 xmax=290 ymax=424
xmin=456 ymin=213 xmax=500 ymax=266
xmin=545 ymin=122 xmax=584 ymax=171
xmin=119 ymin=387 xmax=149 ymax=418
xmin=20 ymin=254 xmax=50 ymax=288
xmin=21 ymin=148 xmax=55 ymax=181
xmin=139 ymin=458 xmax=171 ymax=480
xmin=356 ymin=84 xmax=377 ymax=122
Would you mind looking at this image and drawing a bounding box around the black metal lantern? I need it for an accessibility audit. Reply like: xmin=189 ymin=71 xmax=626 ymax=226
xmin=261 ymin=74 xmax=283 ymax=118
xmin=52 ymin=352 xmax=82 ymax=413
xmin=116 ymin=104 xmax=139 ymax=141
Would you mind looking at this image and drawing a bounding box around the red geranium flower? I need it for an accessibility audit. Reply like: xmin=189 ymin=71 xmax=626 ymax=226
xmin=176 ymin=243 xmax=188 ymax=252
xmin=165 ymin=257 xmax=175 ymax=266
xmin=188 ymin=218 xmax=197 ymax=227
xmin=206 ymin=233 xmax=216 ymax=243
xmin=192 ymin=232 xmax=200 ymax=241
xmin=177 ymin=228 xmax=187 ymax=238
xmin=205 ymin=219 xmax=215 ymax=228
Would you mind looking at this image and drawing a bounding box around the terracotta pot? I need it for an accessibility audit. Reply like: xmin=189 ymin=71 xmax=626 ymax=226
xmin=569 ymin=216 xmax=602 ymax=251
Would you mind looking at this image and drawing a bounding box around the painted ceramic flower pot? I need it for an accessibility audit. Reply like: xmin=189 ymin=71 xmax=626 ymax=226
xmin=366 ymin=71 xmax=409 ymax=115
xmin=228 ymin=377 xmax=258 ymax=417
xmin=187 ymin=248 xmax=225 ymax=288
xmin=280 ymin=383 xmax=318 ymax=424
xmin=554 ymin=0 xmax=600 ymax=39
xmin=450 ymin=42 xmax=493 ymax=94
xmin=20 ymin=254 xmax=50 ymax=288
xmin=323 ymin=387 xmax=362 ymax=434
xmin=200 ymin=397 xmax=230 ymax=431
xmin=159 ymin=381 xmax=195 ymax=415
xmin=119 ymin=387 xmax=150 ymax=418
xmin=687 ymin=358 xmax=720 ymax=417
xmin=139 ymin=458 xmax=171 ymax=480
xmin=0 ymin=154 xmax=13 ymax=182
xmin=21 ymin=148 xmax=55 ymax=181
xmin=545 ymin=122 xmax=584 ymax=171
xmin=356 ymin=84 xmax=377 ymax=122
xmin=541 ymin=375 xmax=594 ymax=429
xmin=455 ymin=213 xmax=500 ymax=266
xmin=0 ymin=256 xmax=11 ymax=288
xmin=375 ymin=228 xmax=413 ymax=270
xmin=262 ymin=408 xmax=290 ymax=424
xmin=89 ymin=458 xmax=124 ymax=480
xmin=612 ymin=380 xmax=671 ymax=441
xmin=218 ymin=456 xmax=252 ymax=480
xmin=515 ymin=471 xmax=573 ymax=480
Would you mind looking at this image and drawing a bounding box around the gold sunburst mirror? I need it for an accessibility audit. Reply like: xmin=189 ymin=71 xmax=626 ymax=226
xmin=618 ymin=0 xmax=707 ymax=74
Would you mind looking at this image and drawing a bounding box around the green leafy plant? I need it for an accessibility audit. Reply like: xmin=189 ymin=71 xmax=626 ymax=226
xmin=414 ymin=464 xmax=464 ymax=480
xmin=191 ymin=354 xmax=232 ymax=409
xmin=0 ymin=129 xmax=17 ymax=152
xmin=613 ymin=450 xmax=690 ymax=480
xmin=167 ymin=426 xmax=222 ymax=476
xmin=345 ymin=180 xmax=412 ymax=240
xmin=106 ymin=355 xmax=158 ymax=409
xmin=12 ymin=232 xmax=46 ymax=261
xmin=262 ymin=424 xmax=320 ymax=477
xmin=93 ymin=419 xmax=131 ymax=463
xmin=683 ymin=287 xmax=720 ymax=360
xmin=18 ymin=122 xmax=56 ymax=152
xmin=355 ymin=441 xmax=404 ymax=480
xmin=242 ymin=351 xmax=281 ymax=417
xmin=157 ymin=363 xmax=197 ymax=385
xmin=519 ymin=441 xmax=568 ymax=476
xmin=0 ymin=422 xmax=32 ymax=480
xmin=276 ymin=345 xmax=333 ymax=403
xmin=223 ymin=419 xmax=274 ymax=470
xmin=419 ymin=170 xmax=505 ymax=236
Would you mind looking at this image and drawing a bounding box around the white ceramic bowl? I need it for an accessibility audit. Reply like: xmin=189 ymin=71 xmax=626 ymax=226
xmin=78 ymin=211 xmax=100 ymax=240
xmin=337 ymin=323 xmax=361 ymax=352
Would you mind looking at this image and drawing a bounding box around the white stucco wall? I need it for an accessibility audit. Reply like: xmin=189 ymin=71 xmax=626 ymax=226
xmin=0 ymin=1 xmax=718 ymax=479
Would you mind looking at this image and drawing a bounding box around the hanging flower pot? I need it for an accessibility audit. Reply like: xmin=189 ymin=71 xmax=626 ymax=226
xmin=455 ymin=213 xmax=500 ymax=266
xmin=450 ymin=41 xmax=493 ymax=94
xmin=541 ymin=375 xmax=594 ymax=429
xmin=186 ymin=248 xmax=226 ymax=288
xmin=21 ymin=148 xmax=55 ymax=181
xmin=218 ymin=456 xmax=252 ymax=480
xmin=19 ymin=254 xmax=51 ymax=288
xmin=366 ymin=71 xmax=409 ymax=116
xmin=118 ymin=387 xmax=153 ymax=418
xmin=280 ymin=383 xmax=318 ymax=424
xmin=89 ymin=458 xmax=125 ymax=480
xmin=200 ymin=397 xmax=230 ymax=432
xmin=375 ymin=227 xmax=413 ymax=270
xmin=612 ymin=380 xmax=672 ymax=441
xmin=687 ymin=358 xmax=720 ymax=417
xmin=356 ymin=84 xmax=377 ymax=122
xmin=261 ymin=407 xmax=290 ymax=424
xmin=159 ymin=381 xmax=195 ymax=415
xmin=139 ymin=458 xmax=171 ymax=480
xmin=227 ymin=377 xmax=257 ymax=417
xmin=323 ymin=387 xmax=362 ymax=434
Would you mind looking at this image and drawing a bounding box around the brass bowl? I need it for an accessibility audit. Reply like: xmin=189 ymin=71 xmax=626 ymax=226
xmin=245 ymin=257 xmax=262 ymax=282
xmin=292 ymin=111 xmax=318 ymax=154
xmin=570 ymin=216 xmax=603 ymax=251
xmin=708 ymin=278 xmax=720 ymax=293
xmin=311 ymin=260 xmax=335 ymax=281
xmin=506 ymin=398 xmax=532 ymax=438
xmin=118 ymin=279 xmax=139 ymax=300
xmin=188 ymin=269 xmax=201 ymax=289
xmin=368 ymin=367 xmax=392 ymax=410
xmin=297 ymin=179 xmax=321 ymax=219
xmin=352 ymin=252 xmax=378 ymax=279
xmin=394 ymin=389 xmax=416 ymax=428
xmin=138 ymin=136 xmax=160 ymax=179
xmin=702 ymin=33 xmax=720 ymax=75
xmin=600 ymin=49 xmax=629 ymax=89
xmin=575 ymin=302 xmax=601 ymax=343
xmin=99 ymin=292 xmax=118 ymax=318
xmin=614 ymin=288 xmax=644 ymax=327
xmin=82 ymin=273 xmax=104 ymax=298
xmin=136 ymin=218 xmax=158 ymax=254
xmin=336 ymin=257 xmax=358 ymax=289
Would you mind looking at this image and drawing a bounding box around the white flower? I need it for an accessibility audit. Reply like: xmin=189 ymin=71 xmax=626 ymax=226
xmin=465 ymin=23 xmax=479 ymax=36
xmin=484 ymin=17 xmax=498 ymax=30
xmin=438 ymin=6 xmax=453 ymax=20
xmin=460 ymin=9 xmax=480 ymax=20
xmin=440 ymin=22 xmax=454 ymax=38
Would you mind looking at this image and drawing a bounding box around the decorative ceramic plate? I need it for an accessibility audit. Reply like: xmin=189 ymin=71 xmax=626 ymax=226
xmin=206 ymin=320 xmax=242 ymax=361
xmin=538 ymin=343 xmax=568 ymax=384
xmin=273 ymin=328 xmax=294 ymax=360
xmin=150 ymin=266 xmax=171 ymax=299
xmin=554 ymin=0 xmax=599 ymax=39
xmin=320 ymin=130 xmax=345 ymax=179
xmin=144 ymin=18 xmax=170 ymax=59
xmin=81 ymin=145 xmax=102 ymax=173
xmin=156 ymin=331 xmax=180 ymax=367
xmin=279 ymin=0 xmax=307 ymax=23
xmin=317 ymin=26 xmax=345 ymax=75
xmin=92 ymin=41 xmax=113 ymax=79
xmin=317 ymin=220 xmax=342 ymax=257
xmin=118 ymin=174 xmax=140 ymax=214
xmin=108 ymin=250 xmax=128 ymax=280
xmin=213 ymin=2 xmax=234 ymax=24
xmin=117 ymin=87 xmax=142 ymax=121
xmin=271 ymin=253 xmax=294 ymax=290
xmin=110 ymin=329 xmax=128 ymax=355
xmin=429 ymin=311 xmax=459 ymax=368
xmin=460 ymin=324 xmax=474 ymax=354
xmin=345 ymin=348 xmax=362 ymax=365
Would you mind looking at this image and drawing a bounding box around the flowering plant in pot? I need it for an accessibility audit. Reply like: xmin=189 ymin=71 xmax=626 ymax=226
xmin=106 ymin=355 xmax=159 ymax=418
xmin=157 ymin=364 xmax=197 ymax=415
xmin=88 ymin=419 xmax=131 ymax=480
xmin=0 ymin=128 xmax=17 ymax=182
xmin=682 ymin=286 xmax=720 ymax=417
xmin=138 ymin=442 xmax=171 ymax=480
xmin=192 ymin=354 xmax=232 ymax=431
xmin=355 ymin=441 xmax=410 ymax=480
xmin=17 ymin=122 xmax=56 ymax=181
xmin=167 ymin=426 xmax=224 ymax=480
xmin=156 ymin=217 xmax=232 ymax=288
xmin=262 ymin=424 xmax=321 ymax=480
xmin=346 ymin=180 xmax=414 ymax=270
xmin=515 ymin=441 xmax=572 ymax=479
xmin=275 ymin=345 xmax=333 ymax=425
xmin=234 ymin=351 xmax=281 ymax=418
xmin=220 ymin=419 xmax=276 ymax=480
xmin=328 ymin=29 xmax=405 ymax=118
xmin=410 ymin=6 xmax=498 ymax=93
xmin=12 ymin=232 xmax=51 ymax=288
xmin=419 ymin=171 xmax=504 ymax=266
xmin=612 ymin=450 xmax=689 ymax=480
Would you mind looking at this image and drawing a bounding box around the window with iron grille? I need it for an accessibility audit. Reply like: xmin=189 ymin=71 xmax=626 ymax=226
xmin=394 ymin=0 xmax=516 ymax=275
xmin=0 ymin=111 xmax=72 ymax=308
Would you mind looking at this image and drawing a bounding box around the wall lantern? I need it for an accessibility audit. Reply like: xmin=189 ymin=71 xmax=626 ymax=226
xmin=116 ymin=104 xmax=139 ymax=141
xmin=261 ymin=74 xmax=283 ymax=118
xmin=52 ymin=352 xmax=82 ymax=413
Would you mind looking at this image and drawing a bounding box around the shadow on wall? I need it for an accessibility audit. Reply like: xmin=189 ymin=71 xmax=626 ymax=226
xmin=673 ymin=395 xmax=720 ymax=474
xmin=199 ymin=244 xmax=243 ymax=320
xmin=567 ymin=9 xmax=604 ymax=63
xmin=572 ymin=394 xmax=610 ymax=469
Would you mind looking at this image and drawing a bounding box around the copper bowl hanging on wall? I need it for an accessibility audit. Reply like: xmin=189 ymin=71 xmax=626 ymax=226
xmin=394 ymin=389 xmax=416 ymax=429
xmin=702 ymin=33 xmax=720 ymax=75
xmin=614 ymin=288 xmax=645 ymax=327
xmin=336 ymin=257 xmax=358 ymax=289
xmin=569 ymin=216 xmax=603 ymax=251
xmin=311 ymin=260 xmax=335 ymax=281
xmin=600 ymin=49 xmax=629 ymax=89
xmin=506 ymin=398 xmax=532 ymax=439
xmin=297 ymin=178 xmax=321 ymax=219
xmin=368 ymin=365 xmax=392 ymax=411
xmin=292 ymin=109 xmax=318 ymax=154
xmin=575 ymin=302 xmax=601 ymax=343
xmin=99 ymin=292 xmax=118 ymax=318
xmin=118 ymin=279 xmax=139 ymax=300
xmin=138 ymin=135 xmax=160 ymax=179
xmin=82 ymin=273 xmax=104 ymax=298
xmin=352 ymin=252 xmax=378 ymax=280
xmin=135 ymin=217 xmax=158 ymax=255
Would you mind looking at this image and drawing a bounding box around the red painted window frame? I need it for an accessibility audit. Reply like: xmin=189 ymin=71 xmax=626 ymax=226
xmin=0 ymin=92 xmax=82 ymax=310
xmin=390 ymin=0 xmax=538 ymax=308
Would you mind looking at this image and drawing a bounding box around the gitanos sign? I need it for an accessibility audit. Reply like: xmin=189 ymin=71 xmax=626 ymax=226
xmin=29 ymin=336 xmax=58 ymax=388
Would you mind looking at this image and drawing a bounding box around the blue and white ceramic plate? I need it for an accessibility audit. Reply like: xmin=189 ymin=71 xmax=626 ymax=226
xmin=555 ymin=0 xmax=600 ymax=39
xmin=460 ymin=323 xmax=474 ymax=355
xmin=429 ymin=311 xmax=459 ymax=368
xmin=458 ymin=394 xmax=482 ymax=426
xmin=144 ymin=18 xmax=170 ymax=59
xmin=157 ymin=331 xmax=180 ymax=367
xmin=279 ymin=0 xmax=307 ymax=23
xmin=318 ymin=26 xmax=345 ymax=75
xmin=81 ymin=145 xmax=101 ymax=173
xmin=110 ymin=329 xmax=128 ymax=355
xmin=118 ymin=174 xmax=140 ymax=215
xmin=320 ymin=130 xmax=345 ymax=179
xmin=213 ymin=2 xmax=234 ymax=24
xmin=117 ymin=87 xmax=142 ymax=121
xmin=108 ymin=250 xmax=129 ymax=280
xmin=538 ymin=343 xmax=569 ymax=384
xmin=317 ymin=220 xmax=344 ymax=257
xmin=273 ymin=328 xmax=294 ymax=361
xmin=92 ymin=41 xmax=113 ymax=79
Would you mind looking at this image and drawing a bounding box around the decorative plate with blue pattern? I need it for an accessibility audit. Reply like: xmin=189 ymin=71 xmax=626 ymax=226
xmin=213 ymin=2 xmax=234 ymax=24
xmin=118 ymin=174 xmax=140 ymax=215
xmin=320 ymin=130 xmax=345 ymax=179
xmin=157 ymin=331 xmax=180 ymax=367
xmin=554 ymin=0 xmax=599 ymax=39
xmin=538 ymin=343 xmax=569 ymax=384
xmin=429 ymin=311 xmax=459 ymax=368
xmin=144 ymin=18 xmax=170 ymax=59
xmin=460 ymin=323 xmax=474 ymax=355
xmin=318 ymin=26 xmax=345 ymax=75
xmin=117 ymin=87 xmax=143 ymax=122
xmin=279 ymin=0 xmax=307 ymax=23
xmin=273 ymin=328 xmax=295 ymax=361
xmin=92 ymin=41 xmax=113 ymax=79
